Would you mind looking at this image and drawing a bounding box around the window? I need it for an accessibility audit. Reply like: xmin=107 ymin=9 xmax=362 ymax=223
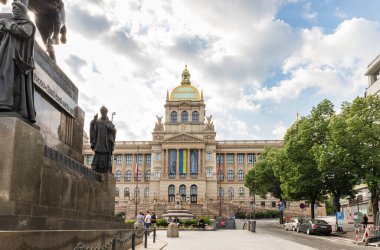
xmin=237 ymin=154 xmax=244 ymax=164
xmin=124 ymin=187 xmax=130 ymax=198
xmin=171 ymin=111 xmax=178 ymax=123
xmin=217 ymin=170 xmax=224 ymax=181
xmin=206 ymin=152 xmax=212 ymax=161
xmin=181 ymin=111 xmax=188 ymax=124
xmin=154 ymin=169 xmax=160 ymax=179
xmin=237 ymin=170 xmax=244 ymax=181
xmin=206 ymin=168 xmax=212 ymax=178
xmin=179 ymin=185 xmax=186 ymax=201
xmin=228 ymin=187 xmax=234 ymax=199
xmin=115 ymin=170 xmax=122 ymax=182
xmin=227 ymin=154 xmax=234 ymax=164
xmin=192 ymin=111 xmax=199 ymax=124
xmin=126 ymin=154 xmax=132 ymax=165
xmin=146 ymin=154 xmax=151 ymax=165
xmin=375 ymin=69 xmax=380 ymax=82
xmin=137 ymin=170 xmax=142 ymax=181
xmin=261 ymin=201 xmax=265 ymax=207
xmin=217 ymin=154 xmax=224 ymax=164
xmin=125 ymin=171 xmax=132 ymax=181
xmin=238 ymin=187 xmax=245 ymax=197
xmin=168 ymin=185 xmax=175 ymax=202
xmin=136 ymin=154 xmax=143 ymax=164
xmin=155 ymin=152 xmax=161 ymax=161
xmin=218 ymin=187 xmax=224 ymax=197
xmin=134 ymin=187 xmax=140 ymax=198
xmin=116 ymin=154 xmax=122 ymax=165
xmin=115 ymin=187 xmax=119 ymax=197
xmin=227 ymin=170 xmax=234 ymax=181
xmin=272 ymin=201 xmax=276 ymax=208
xmin=247 ymin=154 xmax=255 ymax=164
xmin=86 ymin=155 xmax=93 ymax=165
xmin=145 ymin=170 xmax=151 ymax=181
xmin=144 ymin=187 xmax=149 ymax=198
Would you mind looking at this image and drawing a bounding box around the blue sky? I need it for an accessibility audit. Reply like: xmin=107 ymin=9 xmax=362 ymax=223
xmin=2 ymin=0 xmax=380 ymax=141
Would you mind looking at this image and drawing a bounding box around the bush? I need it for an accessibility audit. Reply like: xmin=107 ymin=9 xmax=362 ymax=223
xmin=156 ymin=219 xmax=168 ymax=228
xmin=115 ymin=212 xmax=126 ymax=218
xmin=198 ymin=217 xmax=210 ymax=225
xmin=183 ymin=219 xmax=197 ymax=228
xmin=252 ymin=210 xmax=280 ymax=219
xmin=125 ymin=219 xmax=135 ymax=225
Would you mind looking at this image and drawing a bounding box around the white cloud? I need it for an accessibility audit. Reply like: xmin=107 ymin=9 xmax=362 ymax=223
xmin=272 ymin=122 xmax=289 ymax=139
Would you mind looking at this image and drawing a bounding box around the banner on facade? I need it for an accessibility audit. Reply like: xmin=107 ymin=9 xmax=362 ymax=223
xmin=169 ymin=149 xmax=177 ymax=174
xmin=179 ymin=149 xmax=187 ymax=173
xmin=190 ymin=149 xmax=198 ymax=174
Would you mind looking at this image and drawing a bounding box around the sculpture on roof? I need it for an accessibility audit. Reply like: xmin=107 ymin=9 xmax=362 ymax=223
xmin=1 ymin=0 xmax=67 ymax=62
xmin=205 ymin=115 xmax=214 ymax=131
xmin=154 ymin=115 xmax=164 ymax=132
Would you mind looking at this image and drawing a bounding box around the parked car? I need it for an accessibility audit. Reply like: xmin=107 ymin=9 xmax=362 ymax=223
xmin=297 ymin=219 xmax=332 ymax=235
xmin=284 ymin=218 xmax=304 ymax=231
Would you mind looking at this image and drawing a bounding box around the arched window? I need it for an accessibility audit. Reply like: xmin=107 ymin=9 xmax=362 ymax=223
xmin=192 ymin=111 xmax=199 ymax=124
xmin=190 ymin=184 xmax=197 ymax=203
xmin=218 ymin=187 xmax=224 ymax=197
xmin=115 ymin=187 xmax=119 ymax=197
xmin=115 ymin=170 xmax=122 ymax=182
xmin=238 ymin=187 xmax=245 ymax=197
xmin=181 ymin=111 xmax=188 ymax=124
xmin=125 ymin=170 xmax=132 ymax=181
xmin=145 ymin=170 xmax=151 ymax=181
xmin=227 ymin=170 xmax=234 ymax=181
xmin=237 ymin=170 xmax=244 ymax=181
xmin=137 ymin=170 xmax=142 ymax=181
xmin=228 ymin=187 xmax=234 ymax=199
xmin=134 ymin=187 xmax=140 ymax=197
xmin=179 ymin=184 xmax=186 ymax=201
xmin=217 ymin=170 xmax=224 ymax=181
xmin=168 ymin=185 xmax=175 ymax=202
xmin=171 ymin=111 xmax=178 ymax=124
xmin=124 ymin=187 xmax=130 ymax=198
xmin=144 ymin=187 xmax=149 ymax=198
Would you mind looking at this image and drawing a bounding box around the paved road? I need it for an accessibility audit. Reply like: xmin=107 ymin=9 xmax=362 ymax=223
xmin=157 ymin=220 xmax=369 ymax=250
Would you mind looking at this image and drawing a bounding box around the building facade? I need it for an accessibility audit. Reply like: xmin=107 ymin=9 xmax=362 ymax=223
xmin=84 ymin=66 xmax=285 ymax=218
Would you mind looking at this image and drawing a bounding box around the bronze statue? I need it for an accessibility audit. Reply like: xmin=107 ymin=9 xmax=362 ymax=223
xmin=1 ymin=0 xmax=67 ymax=62
xmin=90 ymin=106 xmax=116 ymax=173
xmin=0 ymin=1 xmax=36 ymax=122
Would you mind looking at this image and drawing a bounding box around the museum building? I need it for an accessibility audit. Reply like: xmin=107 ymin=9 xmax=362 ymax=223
xmin=83 ymin=66 xmax=283 ymax=218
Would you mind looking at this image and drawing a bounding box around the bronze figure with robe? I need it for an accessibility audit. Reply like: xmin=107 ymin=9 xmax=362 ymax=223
xmin=0 ymin=1 xmax=36 ymax=122
xmin=90 ymin=106 xmax=116 ymax=173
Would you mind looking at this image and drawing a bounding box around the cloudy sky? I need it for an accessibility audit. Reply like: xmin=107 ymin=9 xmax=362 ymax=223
xmin=2 ymin=0 xmax=380 ymax=141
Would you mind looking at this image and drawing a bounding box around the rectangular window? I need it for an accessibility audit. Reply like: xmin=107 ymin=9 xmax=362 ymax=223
xmin=126 ymin=154 xmax=132 ymax=165
xmin=206 ymin=152 xmax=212 ymax=161
xmin=206 ymin=168 xmax=212 ymax=178
xmin=155 ymin=152 xmax=161 ymax=161
xmin=272 ymin=201 xmax=276 ymax=208
xmin=237 ymin=154 xmax=244 ymax=164
xmin=116 ymin=154 xmax=122 ymax=165
xmin=217 ymin=154 xmax=224 ymax=164
xmin=227 ymin=154 xmax=234 ymax=164
xmin=137 ymin=154 xmax=143 ymax=164
xmin=261 ymin=201 xmax=265 ymax=207
xmin=86 ymin=155 xmax=93 ymax=165
xmin=154 ymin=169 xmax=160 ymax=179
xmin=146 ymin=154 xmax=151 ymax=165
xmin=247 ymin=154 xmax=255 ymax=164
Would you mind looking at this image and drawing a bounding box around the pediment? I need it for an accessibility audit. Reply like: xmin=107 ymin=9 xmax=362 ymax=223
xmin=164 ymin=133 xmax=204 ymax=143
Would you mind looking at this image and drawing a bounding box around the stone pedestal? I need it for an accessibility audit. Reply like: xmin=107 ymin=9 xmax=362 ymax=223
xmin=167 ymin=222 xmax=179 ymax=237
xmin=134 ymin=222 xmax=143 ymax=230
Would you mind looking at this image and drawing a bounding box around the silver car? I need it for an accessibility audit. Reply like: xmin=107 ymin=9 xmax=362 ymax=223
xmin=284 ymin=218 xmax=304 ymax=231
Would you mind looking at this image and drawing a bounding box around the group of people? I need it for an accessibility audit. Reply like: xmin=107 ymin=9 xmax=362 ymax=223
xmin=136 ymin=210 xmax=157 ymax=229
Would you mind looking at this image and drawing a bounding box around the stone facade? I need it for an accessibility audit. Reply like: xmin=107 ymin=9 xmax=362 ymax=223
xmin=83 ymin=67 xmax=324 ymax=219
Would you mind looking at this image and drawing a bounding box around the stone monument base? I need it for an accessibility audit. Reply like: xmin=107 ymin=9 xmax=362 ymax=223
xmin=167 ymin=222 xmax=179 ymax=237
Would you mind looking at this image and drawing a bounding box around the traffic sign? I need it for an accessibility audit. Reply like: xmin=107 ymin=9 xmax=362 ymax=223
xmin=300 ymin=203 xmax=305 ymax=209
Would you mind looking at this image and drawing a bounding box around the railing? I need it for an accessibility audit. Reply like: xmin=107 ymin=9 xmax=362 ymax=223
xmin=74 ymin=227 xmax=156 ymax=250
xmin=217 ymin=140 xmax=283 ymax=144
xmin=115 ymin=141 xmax=151 ymax=145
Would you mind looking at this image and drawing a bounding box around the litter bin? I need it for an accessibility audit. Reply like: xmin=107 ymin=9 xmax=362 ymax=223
xmin=249 ymin=220 xmax=256 ymax=232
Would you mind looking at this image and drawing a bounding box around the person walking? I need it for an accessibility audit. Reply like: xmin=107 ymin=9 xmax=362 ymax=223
xmin=145 ymin=211 xmax=152 ymax=234
xmin=362 ymin=214 xmax=368 ymax=229
xmin=151 ymin=212 xmax=157 ymax=228
xmin=136 ymin=211 xmax=144 ymax=226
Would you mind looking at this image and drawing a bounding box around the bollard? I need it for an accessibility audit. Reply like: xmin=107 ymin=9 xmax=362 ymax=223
xmin=144 ymin=229 xmax=148 ymax=248
xmin=132 ymin=232 xmax=136 ymax=250
xmin=112 ymin=235 xmax=116 ymax=250
xmin=153 ymin=227 xmax=156 ymax=243
xmin=355 ymin=227 xmax=359 ymax=244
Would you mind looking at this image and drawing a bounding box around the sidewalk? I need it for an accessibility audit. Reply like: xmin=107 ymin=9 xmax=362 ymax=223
xmin=135 ymin=234 xmax=168 ymax=250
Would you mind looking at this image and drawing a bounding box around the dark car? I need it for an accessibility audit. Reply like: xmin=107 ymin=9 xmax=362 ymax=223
xmin=297 ymin=219 xmax=332 ymax=235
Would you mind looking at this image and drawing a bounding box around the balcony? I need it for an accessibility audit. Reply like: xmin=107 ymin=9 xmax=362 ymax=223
xmin=190 ymin=173 xmax=198 ymax=179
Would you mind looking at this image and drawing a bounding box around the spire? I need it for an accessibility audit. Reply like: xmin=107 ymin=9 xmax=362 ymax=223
xmin=166 ymin=90 xmax=169 ymax=101
xmin=181 ymin=64 xmax=191 ymax=85
xmin=296 ymin=110 xmax=299 ymax=121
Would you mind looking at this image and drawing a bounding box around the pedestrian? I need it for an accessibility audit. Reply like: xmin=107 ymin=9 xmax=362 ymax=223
xmin=151 ymin=212 xmax=157 ymax=228
xmin=362 ymin=214 xmax=368 ymax=229
xmin=136 ymin=210 xmax=144 ymax=226
xmin=145 ymin=211 xmax=152 ymax=232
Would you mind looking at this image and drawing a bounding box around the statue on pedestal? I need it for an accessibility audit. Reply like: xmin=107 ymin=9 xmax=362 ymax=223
xmin=90 ymin=106 xmax=116 ymax=173
xmin=0 ymin=0 xmax=36 ymax=123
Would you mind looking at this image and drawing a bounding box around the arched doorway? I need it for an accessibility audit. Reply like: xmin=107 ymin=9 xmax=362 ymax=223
xmin=179 ymin=184 xmax=186 ymax=202
xmin=190 ymin=184 xmax=197 ymax=204
xmin=168 ymin=185 xmax=175 ymax=202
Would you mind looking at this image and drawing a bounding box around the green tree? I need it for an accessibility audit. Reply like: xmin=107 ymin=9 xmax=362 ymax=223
xmin=282 ymin=99 xmax=334 ymax=219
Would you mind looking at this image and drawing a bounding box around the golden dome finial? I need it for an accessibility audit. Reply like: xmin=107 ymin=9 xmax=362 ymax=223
xmin=181 ymin=64 xmax=191 ymax=85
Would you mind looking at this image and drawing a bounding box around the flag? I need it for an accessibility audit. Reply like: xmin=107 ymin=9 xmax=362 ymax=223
xmin=135 ymin=162 xmax=139 ymax=181
xmin=217 ymin=156 xmax=221 ymax=176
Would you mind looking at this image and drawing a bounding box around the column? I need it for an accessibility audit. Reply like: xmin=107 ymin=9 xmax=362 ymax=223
xmin=161 ymin=149 xmax=165 ymax=175
xmin=234 ymin=153 xmax=237 ymax=179
xmin=187 ymin=148 xmax=191 ymax=176
xmin=165 ymin=149 xmax=168 ymax=175
xmin=202 ymin=148 xmax=206 ymax=175
xmin=223 ymin=153 xmax=226 ymax=180
xmin=176 ymin=148 xmax=180 ymax=176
